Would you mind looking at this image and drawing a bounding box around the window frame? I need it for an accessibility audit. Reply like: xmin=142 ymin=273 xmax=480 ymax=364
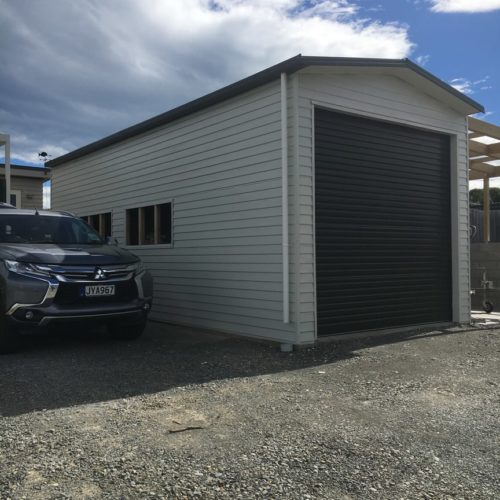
xmin=125 ymin=200 xmax=174 ymax=248
xmin=80 ymin=211 xmax=113 ymax=238
xmin=10 ymin=189 xmax=22 ymax=208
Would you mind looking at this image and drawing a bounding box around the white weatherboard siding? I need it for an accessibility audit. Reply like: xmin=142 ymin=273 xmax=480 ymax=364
xmin=51 ymin=81 xmax=300 ymax=343
xmin=296 ymin=68 xmax=471 ymax=328
xmin=10 ymin=176 xmax=45 ymax=209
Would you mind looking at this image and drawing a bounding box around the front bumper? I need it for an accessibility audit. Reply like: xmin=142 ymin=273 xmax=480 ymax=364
xmin=7 ymin=299 xmax=151 ymax=327
xmin=4 ymin=270 xmax=153 ymax=328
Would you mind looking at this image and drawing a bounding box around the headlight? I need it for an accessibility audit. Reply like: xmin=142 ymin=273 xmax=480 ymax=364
xmin=4 ymin=260 xmax=50 ymax=277
xmin=133 ymin=261 xmax=146 ymax=276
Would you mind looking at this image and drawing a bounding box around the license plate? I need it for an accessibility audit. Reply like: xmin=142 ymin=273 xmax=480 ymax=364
xmin=83 ymin=285 xmax=115 ymax=297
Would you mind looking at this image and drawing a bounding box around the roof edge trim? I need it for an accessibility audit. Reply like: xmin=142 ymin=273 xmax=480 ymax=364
xmin=47 ymin=55 xmax=484 ymax=167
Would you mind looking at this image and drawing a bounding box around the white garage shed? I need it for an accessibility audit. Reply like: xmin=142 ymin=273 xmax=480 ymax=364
xmin=48 ymin=55 xmax=483 ymax=345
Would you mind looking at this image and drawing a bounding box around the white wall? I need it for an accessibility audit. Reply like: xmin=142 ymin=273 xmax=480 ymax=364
xmin=9 ymin=176 xmax=45 ymax=209
xmin=52 ymin=81 xmax=300 ymax=343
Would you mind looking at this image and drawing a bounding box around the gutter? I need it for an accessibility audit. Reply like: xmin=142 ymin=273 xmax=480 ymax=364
xmin=47 ymin=55 xmax=483 ymax=168
xmin=281 ymin=72 xmax=289 ymax=324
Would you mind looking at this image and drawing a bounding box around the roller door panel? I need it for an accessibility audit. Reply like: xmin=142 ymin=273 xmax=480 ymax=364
xmin=314 ymin=109 xmax=452 ymax=336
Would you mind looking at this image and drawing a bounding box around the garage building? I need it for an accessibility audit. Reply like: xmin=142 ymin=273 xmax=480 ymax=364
xmin=47 ymin=55 xmax=483 ymax=345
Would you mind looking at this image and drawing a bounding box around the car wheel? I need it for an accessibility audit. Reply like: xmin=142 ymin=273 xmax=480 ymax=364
xmin=108 ymin=320 xmax=147 ymax=341
xmin=0 ymin=316 xmax=20 ymax=354
xmin=483 ymin=301 xmax=494 ymax=314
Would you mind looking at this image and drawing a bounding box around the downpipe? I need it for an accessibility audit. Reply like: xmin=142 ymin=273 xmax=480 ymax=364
xmin=281 ymin=72 xmax=289 ymax=324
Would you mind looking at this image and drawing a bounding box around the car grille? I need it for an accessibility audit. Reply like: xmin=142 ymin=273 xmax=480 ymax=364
xmin=58 ymin=269 xmax=131 ymax=281
xmin=33 ymin=264 xmax=136 ymax=282
xmin=53 ymin=280 xmax=138 ymax=306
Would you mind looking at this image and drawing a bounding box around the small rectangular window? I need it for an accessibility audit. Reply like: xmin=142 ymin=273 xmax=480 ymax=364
xmin=90 ymin=214 xmax=100 ymax=234
xmin=142 ymin=205 xmax=155 ymax=245
xmin=126 ymin=202 xmax=172 ymax=246
xmin=158 ymin=202 xmax=172 ymax=244
xmin=103 ymin=212 xmax=112 ymax=238
xmin=127 ymin=208 xmax=139 ymax=245
xmin=82 ymin=213 xmax=112 ymax=238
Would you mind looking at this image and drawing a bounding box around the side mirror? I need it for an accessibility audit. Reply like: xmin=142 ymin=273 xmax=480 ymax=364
xmin=105 ymin=236 xmax=119 ymax=245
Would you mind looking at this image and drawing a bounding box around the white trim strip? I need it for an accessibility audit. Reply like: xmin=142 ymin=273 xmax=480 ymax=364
xmin=281 ymin=72 xmax=289 ymax=323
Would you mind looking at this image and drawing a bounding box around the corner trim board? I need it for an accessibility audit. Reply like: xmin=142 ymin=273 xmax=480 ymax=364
xmin=281 ymin=72 xmax=289 ymax=323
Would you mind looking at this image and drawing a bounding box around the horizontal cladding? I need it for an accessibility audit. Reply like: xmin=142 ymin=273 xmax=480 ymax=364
xmin=150 ymin=312 xmax=296 ymax=342
xmin=54 ymin=146 xmax=282 ymax=203
xmin=52 ymin=80 xmax=297 ymax=343
xmin=57 ymin=88 xmax=283 ymax=170
xmin=154 ymin=284 xmax=282 ymax=301
xmin=11 ymin=176 xmax=44 ymax=209
xmin=53 ymin=171 xmax=283 ymax=216
xmin=54 ymin=128 xmax=282 ymax=191
xmin=53 ymin=93 xmax=282 ymax=184
xmin=300 ymin=74 xmax=466 ymax=133
xmin=314 ymin=108 xmax=452 ymax=335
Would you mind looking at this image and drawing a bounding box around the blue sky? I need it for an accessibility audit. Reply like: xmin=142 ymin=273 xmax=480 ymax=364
xmin=371 ymin=0 xmax=499 ymax=120
xmin=1 ymin=0 xmax=499 ymax=174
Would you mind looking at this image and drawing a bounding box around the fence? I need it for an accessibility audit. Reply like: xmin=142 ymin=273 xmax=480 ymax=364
xmin=470 ymin=205 xmax=500 ymax=243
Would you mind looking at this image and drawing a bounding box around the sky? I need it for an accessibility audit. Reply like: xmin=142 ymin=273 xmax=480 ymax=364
xmin=1 ymin=0 xmax=499 ymax=189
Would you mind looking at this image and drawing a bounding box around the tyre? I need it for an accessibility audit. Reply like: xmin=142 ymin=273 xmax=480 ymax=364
xmin=108 ymin=320 xmax=147 ymax=341
xmin=0 ymin=316 xmax=20 ymax=354
xmin=483 ymin=301 xmax=494 ymax=314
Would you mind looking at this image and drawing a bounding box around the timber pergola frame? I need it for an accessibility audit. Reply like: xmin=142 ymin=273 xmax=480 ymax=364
xmin=469 ymin=117 xmax=500 ymax=242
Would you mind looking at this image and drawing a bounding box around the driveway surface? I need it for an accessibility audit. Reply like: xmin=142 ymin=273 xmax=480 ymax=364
xmin=0 ymin=323 xmax=499 ymax=499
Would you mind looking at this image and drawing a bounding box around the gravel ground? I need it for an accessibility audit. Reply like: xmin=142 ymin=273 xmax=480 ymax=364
xmin=0 ymin=323 xmax=499 ymax=499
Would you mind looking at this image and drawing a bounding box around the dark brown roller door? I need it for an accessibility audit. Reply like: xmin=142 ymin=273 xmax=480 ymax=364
xmin=315 ymin=109 xmax=452 ymax=336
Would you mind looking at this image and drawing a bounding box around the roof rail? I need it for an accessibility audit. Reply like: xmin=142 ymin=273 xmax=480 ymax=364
xmin=54 ymin=210 xmax=77 ymax=217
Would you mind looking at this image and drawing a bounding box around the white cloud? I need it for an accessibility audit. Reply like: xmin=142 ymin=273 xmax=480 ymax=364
xmin=416 ymin=54 xmax=430 ymax=66
xmin=450 ymin=78 xmax=474 ymax=94
xmin=6 ymin=134 xmax=68 ymax=165
xmin=429 ymin=0 xmax=500 ymax=12
xmin=449 ymin=76 xmax=491 ymax=95
xmin=474 ymin=77 xmax=493 ymax=92
xmin=0 ymin=0 xmax=414 ymax=163
xmin=472 ymin=111 xmax=495 ymax=124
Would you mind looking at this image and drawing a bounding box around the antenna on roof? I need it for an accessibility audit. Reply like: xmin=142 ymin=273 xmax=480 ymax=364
xmin=34 ymin=208 xmax=39 ymax=215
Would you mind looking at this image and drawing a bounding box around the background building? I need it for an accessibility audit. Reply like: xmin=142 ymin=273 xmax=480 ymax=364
xmin=0 ymin=163 xmax=50 ymax=209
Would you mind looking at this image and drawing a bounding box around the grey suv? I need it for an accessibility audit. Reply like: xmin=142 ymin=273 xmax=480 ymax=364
xmin=0 ymin=208 xmax=153 ymax=353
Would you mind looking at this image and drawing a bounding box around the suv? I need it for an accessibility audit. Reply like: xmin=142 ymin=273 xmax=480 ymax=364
xmin=0 ymin=209 xmax=153 ymax=353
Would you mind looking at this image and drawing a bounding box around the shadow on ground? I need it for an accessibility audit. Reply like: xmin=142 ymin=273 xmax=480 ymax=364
xmin=0 ymin=321 xmax=465 ymax=417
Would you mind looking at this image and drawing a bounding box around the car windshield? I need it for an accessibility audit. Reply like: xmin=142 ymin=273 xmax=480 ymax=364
xmin=0 ymin=214 xmax=104 ymax=245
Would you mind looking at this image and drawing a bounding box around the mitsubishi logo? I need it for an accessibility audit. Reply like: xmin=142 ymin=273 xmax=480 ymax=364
xmin=94 ymin=267 xmax=106 ymax=280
